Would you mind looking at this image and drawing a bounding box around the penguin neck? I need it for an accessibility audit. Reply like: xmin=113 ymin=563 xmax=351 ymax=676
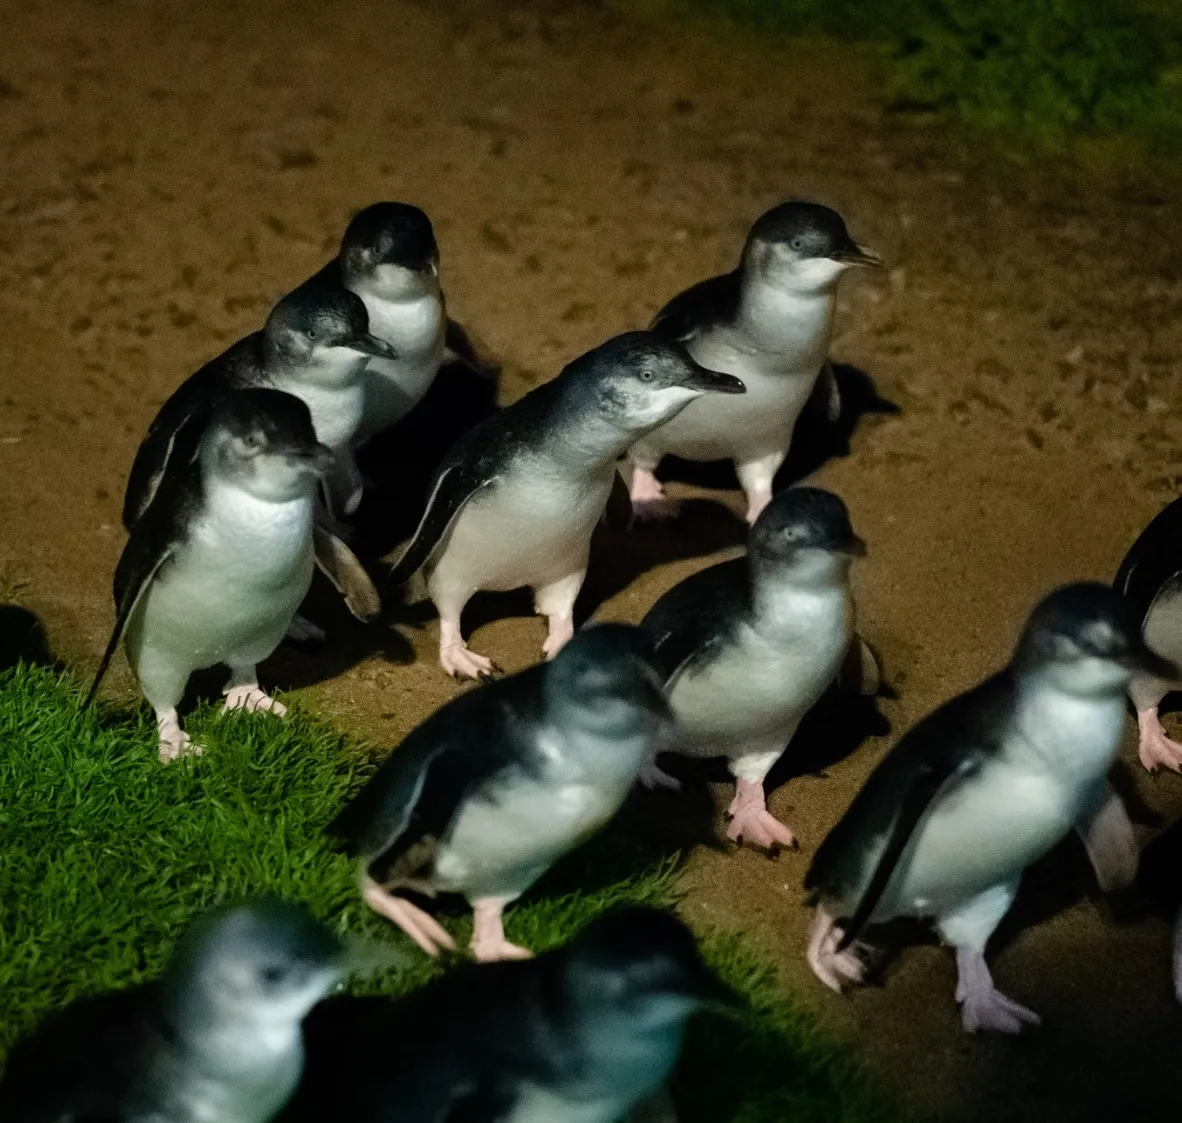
xmin=748 ymin=553 xmax=852 ymax=638
xmin=568 ymin=1007 xmax=686 ymax=1102
xmin=734 ymin=268 xmax=839 ymax=357
xmin=160 ymin=986 xmax=302 ymax=1073
xmin=544 ymin=388 xmax=642 ymax=469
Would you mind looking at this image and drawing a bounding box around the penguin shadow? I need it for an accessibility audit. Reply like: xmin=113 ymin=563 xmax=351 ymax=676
xmin=651 ymin=362 xmax=898 ymax=500
xmin=578 ymin=500 xmax=748 ymax=618
xmin=349 ymin=358 xmax=501 ymax=561
xmin=0 ymin=605 xmax=59 ymax=673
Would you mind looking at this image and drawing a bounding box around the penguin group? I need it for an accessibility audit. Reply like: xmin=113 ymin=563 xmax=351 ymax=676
xmin=5 ymin=195 xmax=1182 ymax=1121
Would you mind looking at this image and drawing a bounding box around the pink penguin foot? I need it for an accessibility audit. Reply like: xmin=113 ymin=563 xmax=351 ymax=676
xmin=542 ymin=616 xmax=575 ymax=660
xmin=955 ymin=949 xmax=1041 ymax=1034
xmin=807 ymin=906 xmax=866 ymax=993
xmin=222 ymin=685 xmax=286 ymax=716
xmin=744 ymin=492 xmax=772 ymax=526
xmin=725 ymin=780 xmax=796 ymax=850
xmin=156 ymin=712 xmax=201 ymax=763
xmin=440 ymin=641 xmax=498 ymax=682
xmin=1137 ymin=709 xmax=1182 ymax=773
xmin=362 ymin=880 xmax=456 ymax=957
xmin=471 ymin=933 xmax=534 ymax=963
xmin=471 ymin=898 xmax=533 ymax=962
xmin=630 ymin=469 xmax=680 ymax=521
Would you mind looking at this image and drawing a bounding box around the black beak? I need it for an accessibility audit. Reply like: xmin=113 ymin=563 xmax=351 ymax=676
xmin=1124 ymin=639 xmax=1180 ymax=681
xmin=835 ymin=533 xmax=867 ymax=558
xmin=831 ymin=242 xmax=884 ymax=268
xmin=681 ymin=360 xmax=746 ymax=395
xmin=347 ymin=333 xmax=398 ymax=361
xmin=299 ymin=444 xmax=337 ymax=474
xmin=677 ymin=961 xmax=744 ymax=1012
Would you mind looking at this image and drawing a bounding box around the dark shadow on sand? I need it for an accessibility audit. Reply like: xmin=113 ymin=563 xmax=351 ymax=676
xmin=0 ymin=605 xmax=58 ymax=673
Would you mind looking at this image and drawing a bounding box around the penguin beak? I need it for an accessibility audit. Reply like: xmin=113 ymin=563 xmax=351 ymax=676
xmin=834 ymin=533 xmax=867 ymax=557
xmin=348 ymin=333 xmax=399 ymax=361
xmin=677 ymin=963 xmax=744 ymax=1012
xmin=299 ymin=444 xmax=337 ymax=474
xmin=831 ymin=242 xmax=883 ymax=268
xmin=681 ymin=361 xmax=746 ymax=395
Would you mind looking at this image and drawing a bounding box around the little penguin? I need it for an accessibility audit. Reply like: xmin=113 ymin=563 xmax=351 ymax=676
xmin=640 ymin=486 xmax=868 ymax=850
xmin=626 ymin=201 xmax=881 ymax=525
xmin=804 ymin=582 xmax=1174 ymax=1034
xmin=0 ymin=899 xmax=345 ymax=1123
xmin=387 ymin=331 xmax=745 ymax=679
xmin=326 ymin=623 xmax=674 ymax=962
xmin=1114 ymin=495 xmax=1182 ymax=772
xmin=278 ymin=907 xmax=735 ymax=1123
xmin=88 ymin=388 xmax=334 ymax=761
xmin=302 ymin=201 xmax=491 ymax=446
xmin=123 ymin=283 xmax=395 ymax=525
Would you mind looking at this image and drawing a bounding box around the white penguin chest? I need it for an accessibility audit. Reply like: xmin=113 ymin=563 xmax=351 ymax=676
xmin=357 ymin=291 xmax=445 ymax=424
xmin=288 ymin=379 xmax=365 ymax=452
xmin=670 ymin=590 xmax=853 ymax=752
xmin=501 ymin=1085 xmax=625 ymax=1123
xmin=430 ymin=462 xmax=613 ymax=592
xmin=170 ymin=1038 xmax=301 ymax=1123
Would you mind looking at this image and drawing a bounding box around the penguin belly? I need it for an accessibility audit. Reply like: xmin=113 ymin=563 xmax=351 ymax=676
xmin=872 ymin=762 xmax=1081 ymax=923
xmin=432 ymin=771 xmax=621 ymax=901
xmin=427 ymin=468 xmax=612 ymax=597
xmin=669 ymin=612 xmax=851 ymax=759
xmin=128 ymin=496 xmax=314 ymax=674
xmin=357 ymin=291 xmax=445 ymax=434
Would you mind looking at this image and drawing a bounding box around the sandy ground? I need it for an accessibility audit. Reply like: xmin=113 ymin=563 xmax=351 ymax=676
xmin=3 ymin=0 xmax=1182 ymax=1118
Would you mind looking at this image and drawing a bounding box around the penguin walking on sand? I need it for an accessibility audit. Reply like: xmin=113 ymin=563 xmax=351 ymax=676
xmin=327 ymin=624 xmax=673 ymax=962
xmin=89 ymin=389 xmax=334 ymax=761
xmin=1114 ymin=495 xmax=1182 ymax=772
xmin=640 ymin=486 xmax=872 ymax=850
xmin=278 ymin=908 xmax=734 ymax=1123
xmin=805 ymin=583 xmax=1172 ymax=1034
xmin=301 ymin=201 xmax=494 ymax=447
xmin=0 ymin=900 xmax=345 ymax=1123
xmin=124 ymin=284 xmax=396 ymax=524
xmin=626 ymin=201 xmax=881 ymax=524
xmin=387 ymin=331 xmax=744 ymax=680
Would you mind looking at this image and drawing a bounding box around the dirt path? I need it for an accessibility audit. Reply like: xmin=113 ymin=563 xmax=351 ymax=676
xmin=3 ymin=1 xmax=1182 ymax=1119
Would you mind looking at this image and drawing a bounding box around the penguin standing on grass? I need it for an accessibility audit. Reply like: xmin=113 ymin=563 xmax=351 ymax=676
xmin=386 ymin=332 xmax=744 ymax=680
xmin=89 ymin=389 xmax=334 ymax=761
xmin=328 ymin=625 xmax=673 ymax=962
xmin=805 ymin=583 xmax=1170 ymax=1033
xmin=640 ymin=486 xmax=873 ymax=850
xmin=626 ymin=201 xmax=881 ymax=524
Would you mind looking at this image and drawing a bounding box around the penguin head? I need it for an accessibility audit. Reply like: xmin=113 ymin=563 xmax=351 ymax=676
xmin=339 ymin=201 xmax=440 ymax=299
xmin=206 ymin=388 xmax=335 ymax=501
xmin=565 ymin=331 xmax=745 ymax=433
xmin=749 ymin=486 xmax=865 ymax=580
xmin=561 ymin=908 xmax=737 ymax=1033
xmin=265 ymin=286 xmax=398 ymax=380
xmin=543 ymin=623 xmax=672 ymax=741
xmin=161 ymin=899 xmax=345 ymax=1033
xmin=743 ymin=201 xmax=881 ymax=293
xmin=1014 ymin=582 xmax=1179 ymax=695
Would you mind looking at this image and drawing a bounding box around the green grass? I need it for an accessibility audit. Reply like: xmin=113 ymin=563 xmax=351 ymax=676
xmin=622 ymin=0 xmax=1182 ymax=157
xmin=0 ymin=664 xmax=917 ymax=1122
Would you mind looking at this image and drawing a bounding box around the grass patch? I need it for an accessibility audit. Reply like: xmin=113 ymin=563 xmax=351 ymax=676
xmin=0 ymin=664 xmax=918 ymax=1122
xmin=622 ymin=0 xmax=1182 ymax=158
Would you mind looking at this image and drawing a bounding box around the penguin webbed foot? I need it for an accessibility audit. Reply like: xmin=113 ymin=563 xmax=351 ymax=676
xmin=725 ymin=779 xmax=796 ymax=850
xmin=362 ymin=878 xmax=457 ymax=958
xmin=1136 ymin=708 xmax=1182 ymax=773
xmin=156 ymin=711 xmax=202 ymax=763
xmin=807 ymin=905 xmax=867 ymax=993
xmin=629 ymin=469 xmax=680 ymax=522
xmin=954 ymin=948 xmax=1041 ymax=1035
xmin=222 ymin=685 xmax=287 ymax=717
xmin=471 ymin=897 xmax=533 ymax=963
xmin=440 ymin=641 xmax=500 ymax=682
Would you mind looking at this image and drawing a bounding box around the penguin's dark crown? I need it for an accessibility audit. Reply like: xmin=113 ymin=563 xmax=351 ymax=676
xmin=750 ymin=486 xmax=864 ymax=559
xmin=341 ymin=201 xmax=438 ymax=272
xmin=213 ymin=388 xmax=321 ymax=456
xmin=266 ymin=286 xmax=370 ymax=347
xmin=546 ymin=623 xmax=665 ymax=707
xmin=1017 ymin=582 xmax=1146 ymax=664
xmin=745 ymin=200 xmax=860 ymax=260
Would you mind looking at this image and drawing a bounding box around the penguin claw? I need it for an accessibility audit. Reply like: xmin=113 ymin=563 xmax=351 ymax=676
xmin=958 ymin=988 xmax=1041 ymax=1035
xmin=807 ymin=906 xmax=866 ymax=993
xmin=157 ymin=732 xmax=202 ymax=763
xmin=725 ymin=780 xmax=796 ymax=850
xmin=440 ymin=643 xmax=496 ymax=681
xmin=1136 ymin=710 xmax=1182 ymax=772
xmin=362 ymin=882 xmax=456 ymax=957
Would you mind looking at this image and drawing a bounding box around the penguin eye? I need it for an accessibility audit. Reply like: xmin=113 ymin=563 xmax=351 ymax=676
xmin=789 ymin=236 xmax=804 ymax=251
xmin=640 ymin=369 xmax=654 ymax=382
xmin=259 ymin=965 xmax=289 ymax=985
xmin=306 ymin=329 xmax=317 ymax=340
xmin=241 ymin=432 xmax=264 ymax=452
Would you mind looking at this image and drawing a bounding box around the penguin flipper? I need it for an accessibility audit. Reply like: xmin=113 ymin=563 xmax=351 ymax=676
xmin=819 ymin=358 xmax=842 ymax=424
xmin=640 ymin=558 xmax=749 ymax=685
xmin=650 ymin=271 xmax=739 ymax=344
xmin=388 ymin=463 xmax=499 ymax=587
xmin=444 ymin=316 xmax=501 ymax=379
xmin=838 ymin=634 xmax=881 ymax=696
xmin=1115 ymin=495 xmax=1182 ymax=627
xmin=313 ymin=524 xmax=381 ymax=622
xmin=602 ymin=466 xmax=634 ymax=531
xmin=1073 ymin=781 xmax=1138 ymax=893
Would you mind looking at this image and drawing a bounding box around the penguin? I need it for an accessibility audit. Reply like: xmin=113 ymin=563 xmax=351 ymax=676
xmin=0 ymin=900 xmax=344 ymax=1123
xmin=124 ymin=284 xmax=395 ymax=525
xmin=804 ymin=583 xmax=1174 ymax=1034
xmin=88 ymin=388 xmax=334 ymax=761
xmin=302 ymin=201 xmax=493 ymax=446
xmin=278 ymin=908 xmax=735 ymax=1123
xmin=327 ymin=624 xmax=674 ymax=962
xmin=1114 ymin=495 xmax=1182 ymax=772
xmin=387 ymin=331 xmax=745 ymax=679
xmin=626 ymin=201 xmax=881 ymax=525
xmin=640 ymin=486 xmax=869 ymax=850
